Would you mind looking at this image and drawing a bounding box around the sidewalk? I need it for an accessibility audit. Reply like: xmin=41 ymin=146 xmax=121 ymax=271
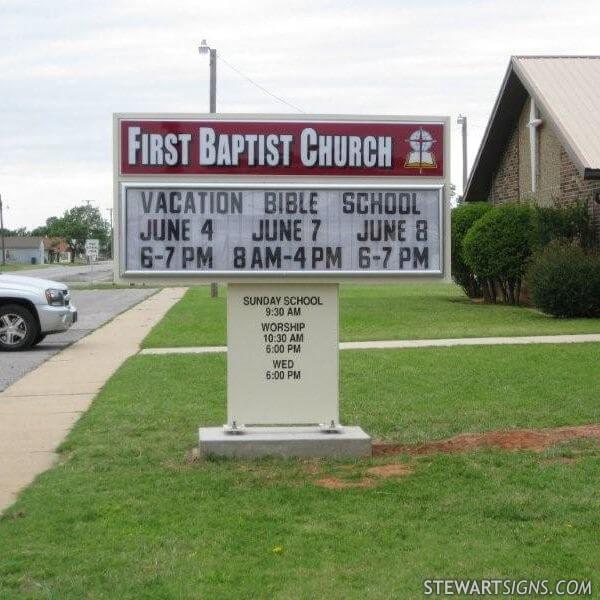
xmin=0 ymin=287 xmax=185 ymax=514
xmin=139 ymin=333 xmax=600 ymax=355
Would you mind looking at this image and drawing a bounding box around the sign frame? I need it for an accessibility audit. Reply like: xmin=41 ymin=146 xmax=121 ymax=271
xmin=119 ymin=181 xmax=444 ymax=278
xmin=113 ymin=113 xmax=451 ymax=285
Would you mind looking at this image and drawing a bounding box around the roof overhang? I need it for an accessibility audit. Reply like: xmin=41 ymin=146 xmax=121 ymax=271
xmin=464 ymin=56 xmax=599 ymax=203
xmin=463 ymin=62 xmax=528 ymax=202
xmin=510 ymin=57 xmax=591 ymax=180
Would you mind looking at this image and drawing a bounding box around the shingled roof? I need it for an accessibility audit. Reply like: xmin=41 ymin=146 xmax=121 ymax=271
xmin=3 ymin=236 xmax=44 ymax=249
xmin=464 ymin=56 xmax=600 ymax=202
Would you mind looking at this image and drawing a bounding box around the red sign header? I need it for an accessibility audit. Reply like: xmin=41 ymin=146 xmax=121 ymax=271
xmin=120 ymin=119 xmax=444 ymax=177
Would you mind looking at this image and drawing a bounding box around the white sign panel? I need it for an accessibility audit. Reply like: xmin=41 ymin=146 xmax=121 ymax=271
xmin=227 ymin=283 xmax=338 ymax=426
xmin=122 ymin=185 xmax=442 ymax=277
xmin=85 ymin=239 xmax=99 ymax=255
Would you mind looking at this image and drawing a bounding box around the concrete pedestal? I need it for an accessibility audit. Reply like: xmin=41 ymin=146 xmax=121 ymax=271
xmin=199 ymin=426 xmax=372 ymax=459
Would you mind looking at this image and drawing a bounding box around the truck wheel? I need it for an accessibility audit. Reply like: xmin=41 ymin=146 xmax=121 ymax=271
xmin=0 ymin=304 xmax=40 ymax=351
xmin=32 ymin=333 xmax=47 ymax=346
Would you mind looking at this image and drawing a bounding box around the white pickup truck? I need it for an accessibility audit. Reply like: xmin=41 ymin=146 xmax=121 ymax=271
xmin=0 ymin=273 xmax=78 ymax=351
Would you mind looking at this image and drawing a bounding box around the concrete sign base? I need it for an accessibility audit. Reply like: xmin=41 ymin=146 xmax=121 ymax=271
xmin=199 ymin=426 xmax=372 ymax=459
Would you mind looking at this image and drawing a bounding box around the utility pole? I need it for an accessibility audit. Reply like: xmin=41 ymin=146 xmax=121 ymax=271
xmin=199 ymin=39 xmax=219 ymax=299
xmin=0 ymin=194 xmax=5 ymax=266
xmin=457 ymin=115 xmax=468 ymax=197
xmin=209 ymin=47 xmax=217 ymax=113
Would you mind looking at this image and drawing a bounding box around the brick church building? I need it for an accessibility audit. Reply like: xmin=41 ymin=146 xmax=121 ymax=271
xmin=464 ymin=56 xmax=600 ymax=237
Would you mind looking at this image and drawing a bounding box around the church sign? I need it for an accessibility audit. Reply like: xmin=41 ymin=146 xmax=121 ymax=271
xmin=120 ymin=119 xmax=444 ymax=177
xmin=115 ymin=115 xmax=449 ymax=281
xmin=113 ymin=114 xmax=450 ymax=457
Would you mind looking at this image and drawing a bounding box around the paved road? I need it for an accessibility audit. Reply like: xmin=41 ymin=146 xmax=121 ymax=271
xmin=14 ymin=261 xmax=114 ymax=283
xmin=0 ymin=288 xmax=155 ymax=391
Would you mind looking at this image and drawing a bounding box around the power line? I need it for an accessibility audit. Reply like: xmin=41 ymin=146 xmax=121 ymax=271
xmin=217 ymin=53 xmax=306 ymax=114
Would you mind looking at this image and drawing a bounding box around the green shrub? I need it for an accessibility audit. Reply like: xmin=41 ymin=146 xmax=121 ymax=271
xmin=451 ymin=202 xmax=491 ymax=297
xmin=462 ymin=203 xmax=536 ymax=304
xmin=526 ymin=242 xmax=600 ymax=317
xmin=534 ymin=202 xmax=595 ymax=249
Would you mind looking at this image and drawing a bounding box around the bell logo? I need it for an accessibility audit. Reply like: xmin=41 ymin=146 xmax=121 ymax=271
xmin=404 ymin=128 xmax=437 ymax=170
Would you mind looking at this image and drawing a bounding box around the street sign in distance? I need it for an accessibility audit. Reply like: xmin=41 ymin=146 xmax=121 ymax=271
xmin=85 ymin=239 xmax=100 ymax=257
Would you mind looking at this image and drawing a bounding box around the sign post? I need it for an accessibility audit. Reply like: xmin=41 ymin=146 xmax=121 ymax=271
xmin=114 ymin=114 xmax=450 ymax=458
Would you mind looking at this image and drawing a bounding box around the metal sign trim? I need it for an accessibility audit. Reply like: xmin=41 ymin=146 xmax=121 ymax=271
xmin=119 ymin=182 xmax=444 ymax=278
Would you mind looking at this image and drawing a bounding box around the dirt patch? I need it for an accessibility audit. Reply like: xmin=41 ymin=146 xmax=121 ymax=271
xmin=366 ymin=463 xmax=413 ymax=478
xmin=186 ymin=448 xmax=200 ymax=464
xmin=373 ymin=424 xmax=600 ymax=457
xmin=162 ymin=448 xmax=201 ymax=471
xmin=315 ymin=477 xmax=376 ymax=490
xmin=301 ymin=461 xmax=324 ymax=475
xmin=315 ymin=462 xmax=414 ymax=489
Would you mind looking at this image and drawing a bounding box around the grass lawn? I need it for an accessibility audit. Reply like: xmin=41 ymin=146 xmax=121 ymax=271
xmin=69 ymin=283 xmax=158 ymax=290
xmin=0 ymin=263 xmax=50 ymax=272
xmin=142 ymin=283 xmax=600 ymax=348
xmin=1 ymin=344 xmax=599 ymax=597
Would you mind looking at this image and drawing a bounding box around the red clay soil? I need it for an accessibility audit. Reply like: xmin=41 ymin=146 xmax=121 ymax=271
xmin=315 ymin=477 xmax=377 ymax=490
xmin=315 ymin=463 xmax=414 ymax=489
xmin=372 ymin=424 xmax=600 ymax=457
xmin=366 ymin=463 xmax=413 ymax=477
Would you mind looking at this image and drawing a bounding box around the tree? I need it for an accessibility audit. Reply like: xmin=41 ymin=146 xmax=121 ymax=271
xmin=462 ymin=203 xmax=536 ymax=305
xmin=1 ymin=226 xmax=29 ymax=237
xmin=46 ymin=204 xmax=110 ymax=262
xmin=30 ymin=225 xmax=49 ymax=237
xmin=451 ymin=202 xmax=491 ymax=298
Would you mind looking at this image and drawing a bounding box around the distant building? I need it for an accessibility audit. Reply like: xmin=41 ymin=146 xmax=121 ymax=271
xmin=464 ymin=56 xmax=600 ymax=237
xmin=43 ymin=237 xmax=71 ymax=263
xmin=2 ymin=236 xmax=45 ymax=265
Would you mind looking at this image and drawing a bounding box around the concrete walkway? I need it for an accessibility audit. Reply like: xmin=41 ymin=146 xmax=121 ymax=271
xmin=140 ymin=333 xmax=600 ymax=355
xmin=0 ymin=288 xmax=155 ymax=392
xmin=0 ymin=287 xmax=185 ymax=514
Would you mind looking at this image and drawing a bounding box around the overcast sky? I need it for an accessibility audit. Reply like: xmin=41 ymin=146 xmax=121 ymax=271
xmin=2 ymin=0 xmax=600 ymax=229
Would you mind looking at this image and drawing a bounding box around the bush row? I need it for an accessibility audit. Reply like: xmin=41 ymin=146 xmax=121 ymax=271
xmin=527 ymin=242 xmax=600 ymax=318
xmin=451 ymin=201 xmax=599 ymax=315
